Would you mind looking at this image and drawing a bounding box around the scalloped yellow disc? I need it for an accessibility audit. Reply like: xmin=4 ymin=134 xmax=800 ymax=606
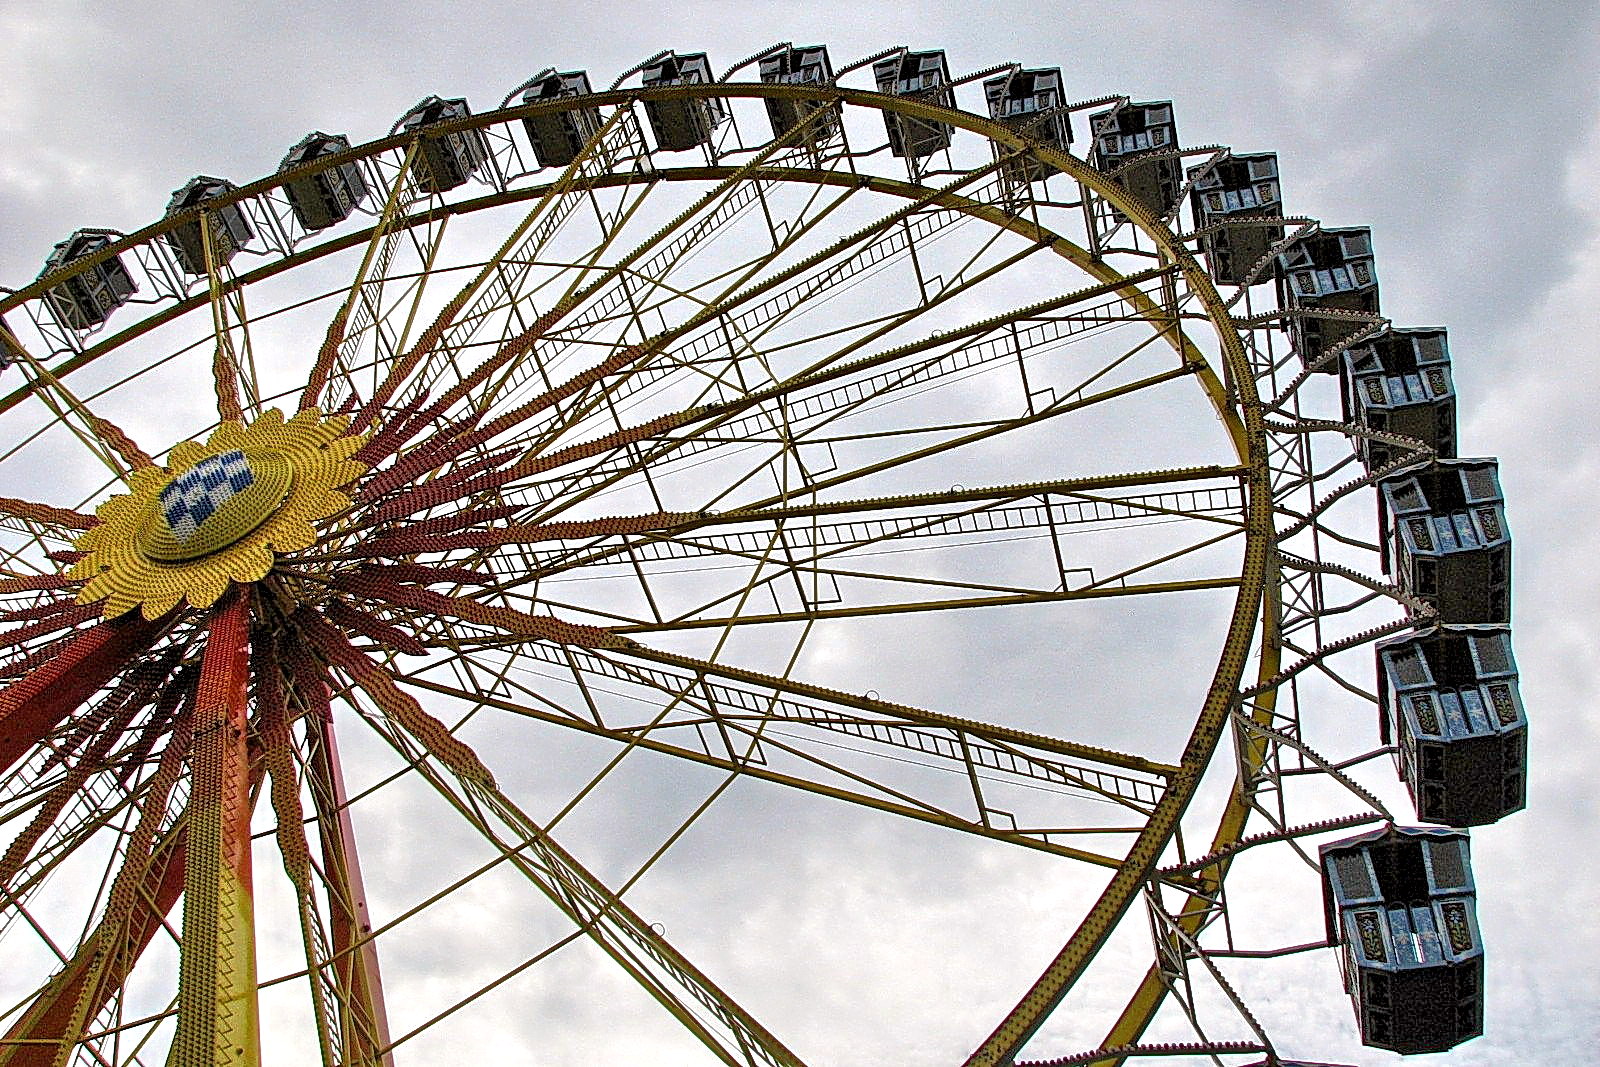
xmin=71 ymin=409 xmax=368 ymax=619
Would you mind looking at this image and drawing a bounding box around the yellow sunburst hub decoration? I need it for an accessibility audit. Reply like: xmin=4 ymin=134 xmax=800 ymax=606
xmin=70 ymin=409 xmax=367 ymax=619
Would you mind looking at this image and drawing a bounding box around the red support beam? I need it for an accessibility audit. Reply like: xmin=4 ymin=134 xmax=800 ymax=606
xmin=0 ymin=611 xmax=167 ymax=776
xmin=309 ymin=711 xmax=396 ymax=1066
xmin=168 ymin=592 xmax=260 ymax=1067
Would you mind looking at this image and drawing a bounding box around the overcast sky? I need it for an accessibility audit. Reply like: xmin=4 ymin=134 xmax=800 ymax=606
xmin=1 ymin=2 xmax=1597 ymax=1065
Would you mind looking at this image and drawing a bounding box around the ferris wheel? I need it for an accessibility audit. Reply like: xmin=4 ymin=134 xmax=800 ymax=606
xmin=0 ymin=42 xmax=1522 ymax=1067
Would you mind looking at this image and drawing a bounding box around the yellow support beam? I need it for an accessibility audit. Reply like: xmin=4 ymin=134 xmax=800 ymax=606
xmin=168 ymin=592 xmax=259 ymax=1067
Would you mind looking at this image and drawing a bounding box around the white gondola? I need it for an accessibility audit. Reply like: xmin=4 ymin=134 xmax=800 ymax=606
xmin=873 ymin=50 xmax=955 ymax=159
xmin=640 ymin=52 xmax=725 ymax=152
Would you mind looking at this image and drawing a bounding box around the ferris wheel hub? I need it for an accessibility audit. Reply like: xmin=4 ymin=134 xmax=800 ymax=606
xmin=137 ymin=448 xmax=295 ymax=562
xmin=67 ymin=409 xmax=368 ymax=619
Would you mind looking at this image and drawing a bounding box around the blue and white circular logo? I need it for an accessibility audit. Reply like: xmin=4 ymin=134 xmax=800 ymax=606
xmin=157 ymin=450 xmax=255 ymax=544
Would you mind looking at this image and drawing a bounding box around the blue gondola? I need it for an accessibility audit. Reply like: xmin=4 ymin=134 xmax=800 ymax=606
xmin=1088 ymin=101 xmax=1181 ymax=218
xmin=1275 ymin=226 xmax=1380 ymax=371
xmin=1188 ymin=152 xmax=1283 ymax=285
xmin=1378 ymin=624 xmax=1526 ymax=826
xmin=1380 ymin=457 xmax=1511 ymax=624
xmin=1342 ymin=327 xmax=1456 ymax=472
xmin=1321 ymin=825 xmax=1484 ymax=1054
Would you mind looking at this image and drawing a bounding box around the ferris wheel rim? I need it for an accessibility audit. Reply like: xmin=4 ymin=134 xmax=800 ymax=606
xmin=0 ymin=78 xmax=1289 ymax=1066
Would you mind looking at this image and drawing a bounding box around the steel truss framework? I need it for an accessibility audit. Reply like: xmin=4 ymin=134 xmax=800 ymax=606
xmin=0 ymin=50 xmax=1470 ymax=1067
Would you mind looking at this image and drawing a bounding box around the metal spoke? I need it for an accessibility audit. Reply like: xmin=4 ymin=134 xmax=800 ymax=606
xmin=341 ymin=678 xmax=809 ymax=1067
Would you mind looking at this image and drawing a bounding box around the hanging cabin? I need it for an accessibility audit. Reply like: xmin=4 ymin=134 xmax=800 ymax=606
xmin=1275 ymin=227 xmax=1380 ymax=370
xmin=1341 ymin=327 xmax=1456 ymax=472
xmin=521 ymin=71 xmax=605 ymax=168
xmin=0 ymin=315 xmax=15 ymax=373
xmin=1088 ymin=101 xmax=1182 ymax=218
xmin=984 ymin=67 xmax=1071 ymax=184
xmin=873 ymin=50 xmax=957 ymax=160
xmin=396 ymin=96 xmax=490 ymax=195
xmin=1378 ymin=624 xmax=1526 ymax=826
xmin=1188 ymin=152 xmax=1283 ymax=285
xmin=1379 ymin=458 xmax=1511 ymax=624
xmin=1320 ymin=824 xmax=1484 ymax=1054
xmin=39 ymin=229 xmax=136 ymax=330
xmin=279 ymin=132 xmax=369 ymax=231
xmin=640 ymin=52 xmax=726 ymax=152
xmin=759 ymin=45 xmax=837 ymax=145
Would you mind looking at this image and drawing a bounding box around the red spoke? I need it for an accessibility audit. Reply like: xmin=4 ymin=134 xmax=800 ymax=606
xmin=323 ymin=599 xmax=427 ymax=657
xmin=322 ymin=570 xmax=623 ymax=648
xmin=0 ymin=611 xmax=168 ymax=775
xmin=0 ymin=575 xmax=76 ymax=595
xmin=293 ymin=607 xmax=494 ymax=786
xmin=298 ymin=304 xmax=349 ymax=413
xmin=0 ymin=496 xmax=96 ymax=531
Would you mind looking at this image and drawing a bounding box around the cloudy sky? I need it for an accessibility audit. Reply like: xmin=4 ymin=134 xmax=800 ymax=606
xmin=1 ymin=2 xmax=1597 ymax=1065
